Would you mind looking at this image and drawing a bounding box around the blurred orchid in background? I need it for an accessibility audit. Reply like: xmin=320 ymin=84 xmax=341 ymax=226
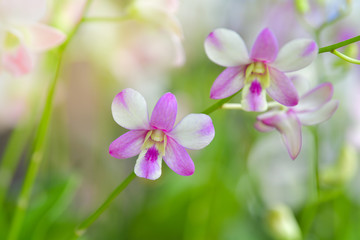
xmin=109 ymin=88 xmax=215 ymax=180
xmin=255 ymin=82 xmax=339 ymax=159
xmin=205 ymin=28 xmax=318 ymax=112
xmin=0 ymin=0 xmax=65 ymax=76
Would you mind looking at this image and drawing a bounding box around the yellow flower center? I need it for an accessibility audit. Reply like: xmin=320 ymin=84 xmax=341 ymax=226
xmin=142 ymin=130 xmax=167 ymax=156
xmin=245 ymin=62 xmax=270 ymax=88
xmin=4 ymin=32 xmax=20 ymax=50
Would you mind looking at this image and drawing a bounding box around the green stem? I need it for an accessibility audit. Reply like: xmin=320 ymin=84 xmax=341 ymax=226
xmin=71 ymin=172 xmax=136 ymax=239
xmin=7 ymin=52 xmax=63 ymax=240
xmin=202 ymin=91 xmax=241 ymax=115
xmin=312 ymin=127 xmax=320 ymax=198
xmin=331 ymin=50 xmax=360 ymax=65
xmin=6 ymin=1 xmax=93 ymax=240
xmin=318 ymin=35 xmax=360 ymax=53
xmin=0 ymin=123 xmax=32 ymax=207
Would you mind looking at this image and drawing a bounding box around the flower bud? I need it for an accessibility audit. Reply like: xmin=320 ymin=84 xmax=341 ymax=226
xmin=266 ymin=204 xmax=302 ymax=240
xmin=295 ymin=0 xmax=310 ymax=14
xmin=320 ymin=144 xmax=358 ymax=187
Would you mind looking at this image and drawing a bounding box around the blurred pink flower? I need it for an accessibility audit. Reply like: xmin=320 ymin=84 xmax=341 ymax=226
xmin=0 ymin=0 xmax=66 ymax=76
xmin=205 ymin=28 xmax=318 ymax=112
xmin=109 ymin=88 xmax=215 ymax=180
xmin=255 ymin=83 xmax=338 ymax=159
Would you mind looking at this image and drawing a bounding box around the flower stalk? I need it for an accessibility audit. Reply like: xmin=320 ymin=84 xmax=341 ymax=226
xmin=71 ymin=172 xmax=136 ymax=240
xmin=318 ymin=35 xmax=360 ymax=53
xmin=7 ymin=1 xmax=94 ymax=239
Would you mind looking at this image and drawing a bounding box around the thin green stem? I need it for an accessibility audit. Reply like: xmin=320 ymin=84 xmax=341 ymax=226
xmin=202 ymin=91 xmax=241 ymax=115
xmin=7 ymin=52 xmax=63 ymax=240
xmin=0 ymin=124 xmax=32 ymax=207
xmin=318 ymin=35 xmax=360 ymax=53
xmin=6 ymin=1 xmax=93 ymax=240
xmin=331 ymin=50 xmax=360 ymax=65
xmin=71 ymin=172 xmax=136 ymax=239
xmin=312 ymin=127 xmax=320 ymax=197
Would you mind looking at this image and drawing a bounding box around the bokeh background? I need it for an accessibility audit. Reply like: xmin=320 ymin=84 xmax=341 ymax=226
xmin=0 ymin=0 xmax=360 ymax=239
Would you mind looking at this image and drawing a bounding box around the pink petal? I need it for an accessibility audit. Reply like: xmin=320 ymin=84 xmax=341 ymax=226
xmin=163 ymin=137 xmax=194 ymax=176
xmin=267 ymin=67 xmax=299 ymax=106
xmin=26 ymin=23 xmax=66 ymax=51
xmin=169 ymin=114 xmax=215 ymax=150
xmin=254 ymin=121 xmax=275 ymax=132
xmin=241 ymin=80 xmax=268 ymax=112
xmin=134 ymin=145 xmax=163 ymax=180
xmin=204 ymin=28 xmax=250 ymax=67
xmin=0 ymin=0 xmax=46 ymax=24
xmin=109 ymin=130 xmax=147 ymax=159
xmin=298 ymin=100 xmax=339 ymax=126
xmin=294 ymin=82 xmax=333 ymax=113
xmin=210 ymin=66 xmax=246 ymax=99
xmin=259 ymin=110 xmax=302 ymax=160
xmin=112 ymin=88 xmax=150 ymax=130
xmin=250 ymin=28 xmax=279 ymax=63
xmin=271 ymin=39 xmax=318 ymax=72
xmin=2 ymin=45 xmax=33 ymax=76
xmin=150 ymin=92 xmax=177 ymax=131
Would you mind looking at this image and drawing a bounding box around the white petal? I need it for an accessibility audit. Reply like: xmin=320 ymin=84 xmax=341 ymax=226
xmin=298 ymin=100 xmax=339 ymax=126
xmin=271 ymin=39 xmax=318 ymax=72
xmin=111 ymin=88 xmax=150 ymax=130
xmin=204 ymin=28 xmax=250 ymax=67
xmin=169 ymin=114 xmax=215 ymax=150
xmin=134 ymin=145 xmax=163 ymax=180
xmin=293 ymin=82 xmax=333 ymax=113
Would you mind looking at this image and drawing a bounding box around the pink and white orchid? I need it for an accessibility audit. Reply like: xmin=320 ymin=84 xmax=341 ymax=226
xmin=0 ymin=0 xmax=66 ymax=76
xmin=255 ymin=82 xmax=339 ymax=159
xmin=204 ymin=28 xmax=318 ymax=112
xmin=109 ymin=88 xmax=215 ymax=180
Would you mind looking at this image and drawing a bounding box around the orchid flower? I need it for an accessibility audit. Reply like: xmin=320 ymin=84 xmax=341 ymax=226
xmin=255 ymin=82 xmax=339 ymax=159
xmin=204 ymin=28 xmax=318 ymax=112
xmin=109 ymin=88 xmax=215 ymax=180
xmin=0 ymin=0 xmax=66 ymax=76
xmin=131 ymin=0 xmax=185 ymax=66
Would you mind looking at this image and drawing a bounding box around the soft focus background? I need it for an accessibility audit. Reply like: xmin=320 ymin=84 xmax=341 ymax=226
xmin=1 ymin=0 xmax=360 ymax=239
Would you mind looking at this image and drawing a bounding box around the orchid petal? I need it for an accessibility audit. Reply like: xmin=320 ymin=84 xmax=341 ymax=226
xmin=112 ymin=88 xmax=150 ymax=130
xmin=0 ymin=0 xmax=46 ymax=24
xmin=298 ymin=100 xmax=339 ymax=126
xmin=2 ymin=45 xmax=33 ymax=76
xmin=272 ymin=39 xmax=318 ymax=72
xmin=109 ymin=130 xmax=147 ymax=159
xmin=267 ymin=67 xmax=299 ymax=106
xmin=150 ymin=92 xmax=177 ymax=131
xmin=163 ymin=137 xmax=194 ymax=176
xmin=250 ymin=28 xmax=278 ymax=62
xmin=210 ymin=66 xmax=245 ymax=99
xmin=204 ymin=28 xmax=250 ymax=67
xmin=260 ymin=111 xmax=302 ymax=160
xmin=169 ymin=114 xmax=215 ymax=150
xmin=254 ymin=121 xmax=275 ymax=132
xmin=294 ymin=82 xmax=333 ymax=113
xmin=26 ymin=24 xmax=66 ymax=51
xmin=134 ymin=145 xmax=163 ymax=180
xmin=241 ymin=80 xmax=268 ymax=112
